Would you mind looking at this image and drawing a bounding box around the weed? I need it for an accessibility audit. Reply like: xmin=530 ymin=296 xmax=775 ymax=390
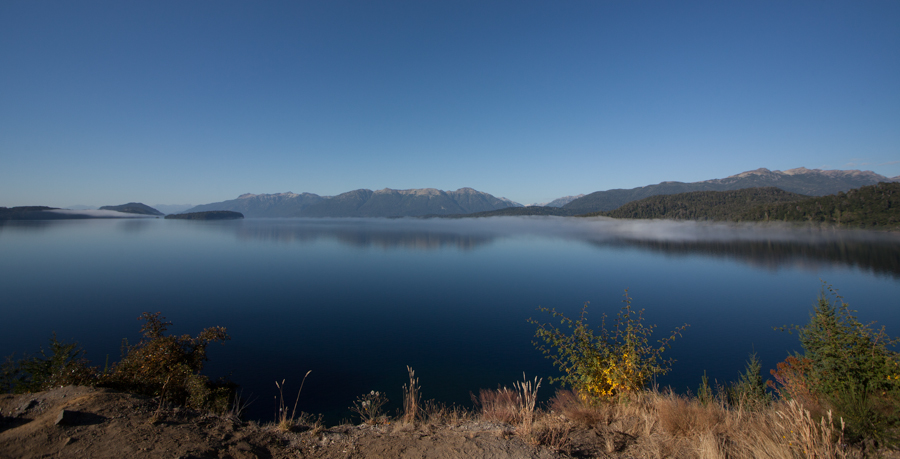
xmin=275 ymin=370 xmax=312 ymax=431
xmin=350 ymin=389 xmax=388 ymax=425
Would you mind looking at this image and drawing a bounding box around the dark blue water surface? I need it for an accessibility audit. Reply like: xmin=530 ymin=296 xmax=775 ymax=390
xmin=1 ymin=217 xmax=898 ymax=423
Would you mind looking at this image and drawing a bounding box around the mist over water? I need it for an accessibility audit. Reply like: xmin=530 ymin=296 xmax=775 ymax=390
xmin=1 ymin=217 xmax=898 ymax=423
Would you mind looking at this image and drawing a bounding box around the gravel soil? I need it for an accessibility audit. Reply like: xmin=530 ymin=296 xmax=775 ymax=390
xmin=0 ymin=386 xmax=587 ymax=459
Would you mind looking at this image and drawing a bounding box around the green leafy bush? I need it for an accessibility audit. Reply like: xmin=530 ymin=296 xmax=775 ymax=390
xmin=530 ymin=291 xmax=687 ymax=404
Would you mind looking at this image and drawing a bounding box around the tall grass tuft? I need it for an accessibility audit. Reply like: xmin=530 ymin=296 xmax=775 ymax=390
xmin=274 ymin=370 xmax=311 ymax=432
xmin=514 ymin=373 xmax=541 ymax=432
xmin=402 ymin=365 xmax=420 ymax=424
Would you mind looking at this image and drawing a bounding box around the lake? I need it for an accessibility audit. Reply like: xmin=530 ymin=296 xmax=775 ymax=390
xmin=1 ymin=217 xmax=898 ymax=423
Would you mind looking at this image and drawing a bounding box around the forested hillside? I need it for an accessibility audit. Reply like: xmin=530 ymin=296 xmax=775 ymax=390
xmin=580 ymin=183 xmax=900 ymax=231
xmin=738 ymin=182 xmax=900 ymax=230
xmin=583 ymin=187 xmax=807 ymax=220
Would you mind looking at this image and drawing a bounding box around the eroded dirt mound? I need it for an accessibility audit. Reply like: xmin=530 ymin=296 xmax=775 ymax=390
xmin=0 ymin=386 xmax=280 ymax=458
xmin=0 ymin=386 xmax=570 ymax=459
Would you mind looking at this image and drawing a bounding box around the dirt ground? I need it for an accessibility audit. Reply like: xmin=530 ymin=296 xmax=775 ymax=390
xmin=0 ymin=386 xmax=607 ymax=459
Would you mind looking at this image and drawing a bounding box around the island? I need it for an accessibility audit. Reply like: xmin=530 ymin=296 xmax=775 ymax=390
xmin=164 ymin=211 xmax=244 ymax=220
xmin=98 ymin=202 xmax=164 ymax=216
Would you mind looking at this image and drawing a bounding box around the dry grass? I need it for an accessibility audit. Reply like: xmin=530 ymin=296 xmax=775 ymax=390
xmin=656 ymin=392 xmax=725 ymax=437
xmin=477 ymin=386 xmax=521 ymax=424
xmin=504 ymin=389 xmax=866 ymax=458
xmin=419 ymin=400 xmax=473 ymax=427
xmin=528 ymin=413 xmax=572 ymax=453
xmin=476 ymin=374 xmax=543 ymax=428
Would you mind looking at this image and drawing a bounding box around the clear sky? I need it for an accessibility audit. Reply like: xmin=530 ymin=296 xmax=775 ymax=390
xmin=1 ymin=1 xmax=898 ymax=207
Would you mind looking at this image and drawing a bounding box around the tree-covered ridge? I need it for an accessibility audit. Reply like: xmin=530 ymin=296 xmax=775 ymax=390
xmin=580 ymin=187 xmax=808 ymax=220
xmin=0 ymin=206 xmax=59 ymax=216
xmin=738 ymin=182 xmax=900 ymax=230
xmin=578 ymin=183 xmax=900 ymax=231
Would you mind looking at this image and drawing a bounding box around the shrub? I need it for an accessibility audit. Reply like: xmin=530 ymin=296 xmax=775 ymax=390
xmin=1 ymin=334 xmax=97 ymax=393
xmin=104 ymin=312 xmax=233 ymax=412
xmin=768 ymin=354 xmax=818 ymax=408
xmin=530 ymin=290 xmax=687 ymax=404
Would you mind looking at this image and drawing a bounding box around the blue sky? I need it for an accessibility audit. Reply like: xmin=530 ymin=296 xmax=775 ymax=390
xmin=1 ymin=1 xmax=898 ymax=207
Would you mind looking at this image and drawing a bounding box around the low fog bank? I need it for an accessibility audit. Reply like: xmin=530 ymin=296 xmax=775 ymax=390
xmin=296 ymin=216 xmax=900 ymax=245
xmin=202 ymin=216 xmax=900 ymax=249
xmin=46 ymin=209 xmax=156 ymax=219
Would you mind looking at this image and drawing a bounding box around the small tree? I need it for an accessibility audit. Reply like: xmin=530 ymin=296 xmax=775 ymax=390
xmin=530 ymin=290 xmax=687 ymax=404
xmin=777 ymin=284 xmax=900 ymax=443
xmin=728 ymin=352 xmax=769 ymax=409
xmin=793 ymin=285 xmax=899 ymax=397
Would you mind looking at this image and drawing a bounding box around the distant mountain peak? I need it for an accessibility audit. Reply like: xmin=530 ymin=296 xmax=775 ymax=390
xmin=781 ymin=167 xmax=811 ymax=175
xmin=375 ymin=188 xmax=444 ymax=196
xmin=728 ymin=168 xmax=774 ymax=178
xmin=238 ymin=192 xmax=300 ymax=199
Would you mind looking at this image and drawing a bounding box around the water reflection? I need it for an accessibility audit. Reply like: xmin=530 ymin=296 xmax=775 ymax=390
xmin=212 ymin=218 xmax=900 ymax=278
xmin=4 ymin=217 xmax=899 ymax=276
xmin=231 ymin=220 xmax=496 ymax=251
xmin=604 ymin=239 xmax=900 ymax=279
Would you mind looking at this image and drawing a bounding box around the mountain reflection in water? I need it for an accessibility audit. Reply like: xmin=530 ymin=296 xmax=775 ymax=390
xmin=232 ymin=220 xmax=494 ymax=251
xmin=200 ymin=217 xmax=900 ymax=278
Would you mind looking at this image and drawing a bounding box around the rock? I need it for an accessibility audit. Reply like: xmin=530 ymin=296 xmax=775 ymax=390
xmin=56 ymin=409 xmax=79 ymax=426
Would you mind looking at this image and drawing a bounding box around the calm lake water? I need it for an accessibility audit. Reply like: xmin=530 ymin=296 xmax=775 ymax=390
xmin=1 ymin=217 xmax=899 ymax=422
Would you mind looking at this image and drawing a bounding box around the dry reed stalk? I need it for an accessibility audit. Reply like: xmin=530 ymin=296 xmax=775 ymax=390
xmin=402 ymin=366 xmax=420 ymax=424
xmin=514 ymin=373 xmax=541 ymax=432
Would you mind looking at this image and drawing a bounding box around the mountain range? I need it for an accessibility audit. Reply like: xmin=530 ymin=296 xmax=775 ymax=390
xmin=182 ymin=187 xmax=522 ymax=218
xmin=164 ymin=167 xmax=900 ymax=219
